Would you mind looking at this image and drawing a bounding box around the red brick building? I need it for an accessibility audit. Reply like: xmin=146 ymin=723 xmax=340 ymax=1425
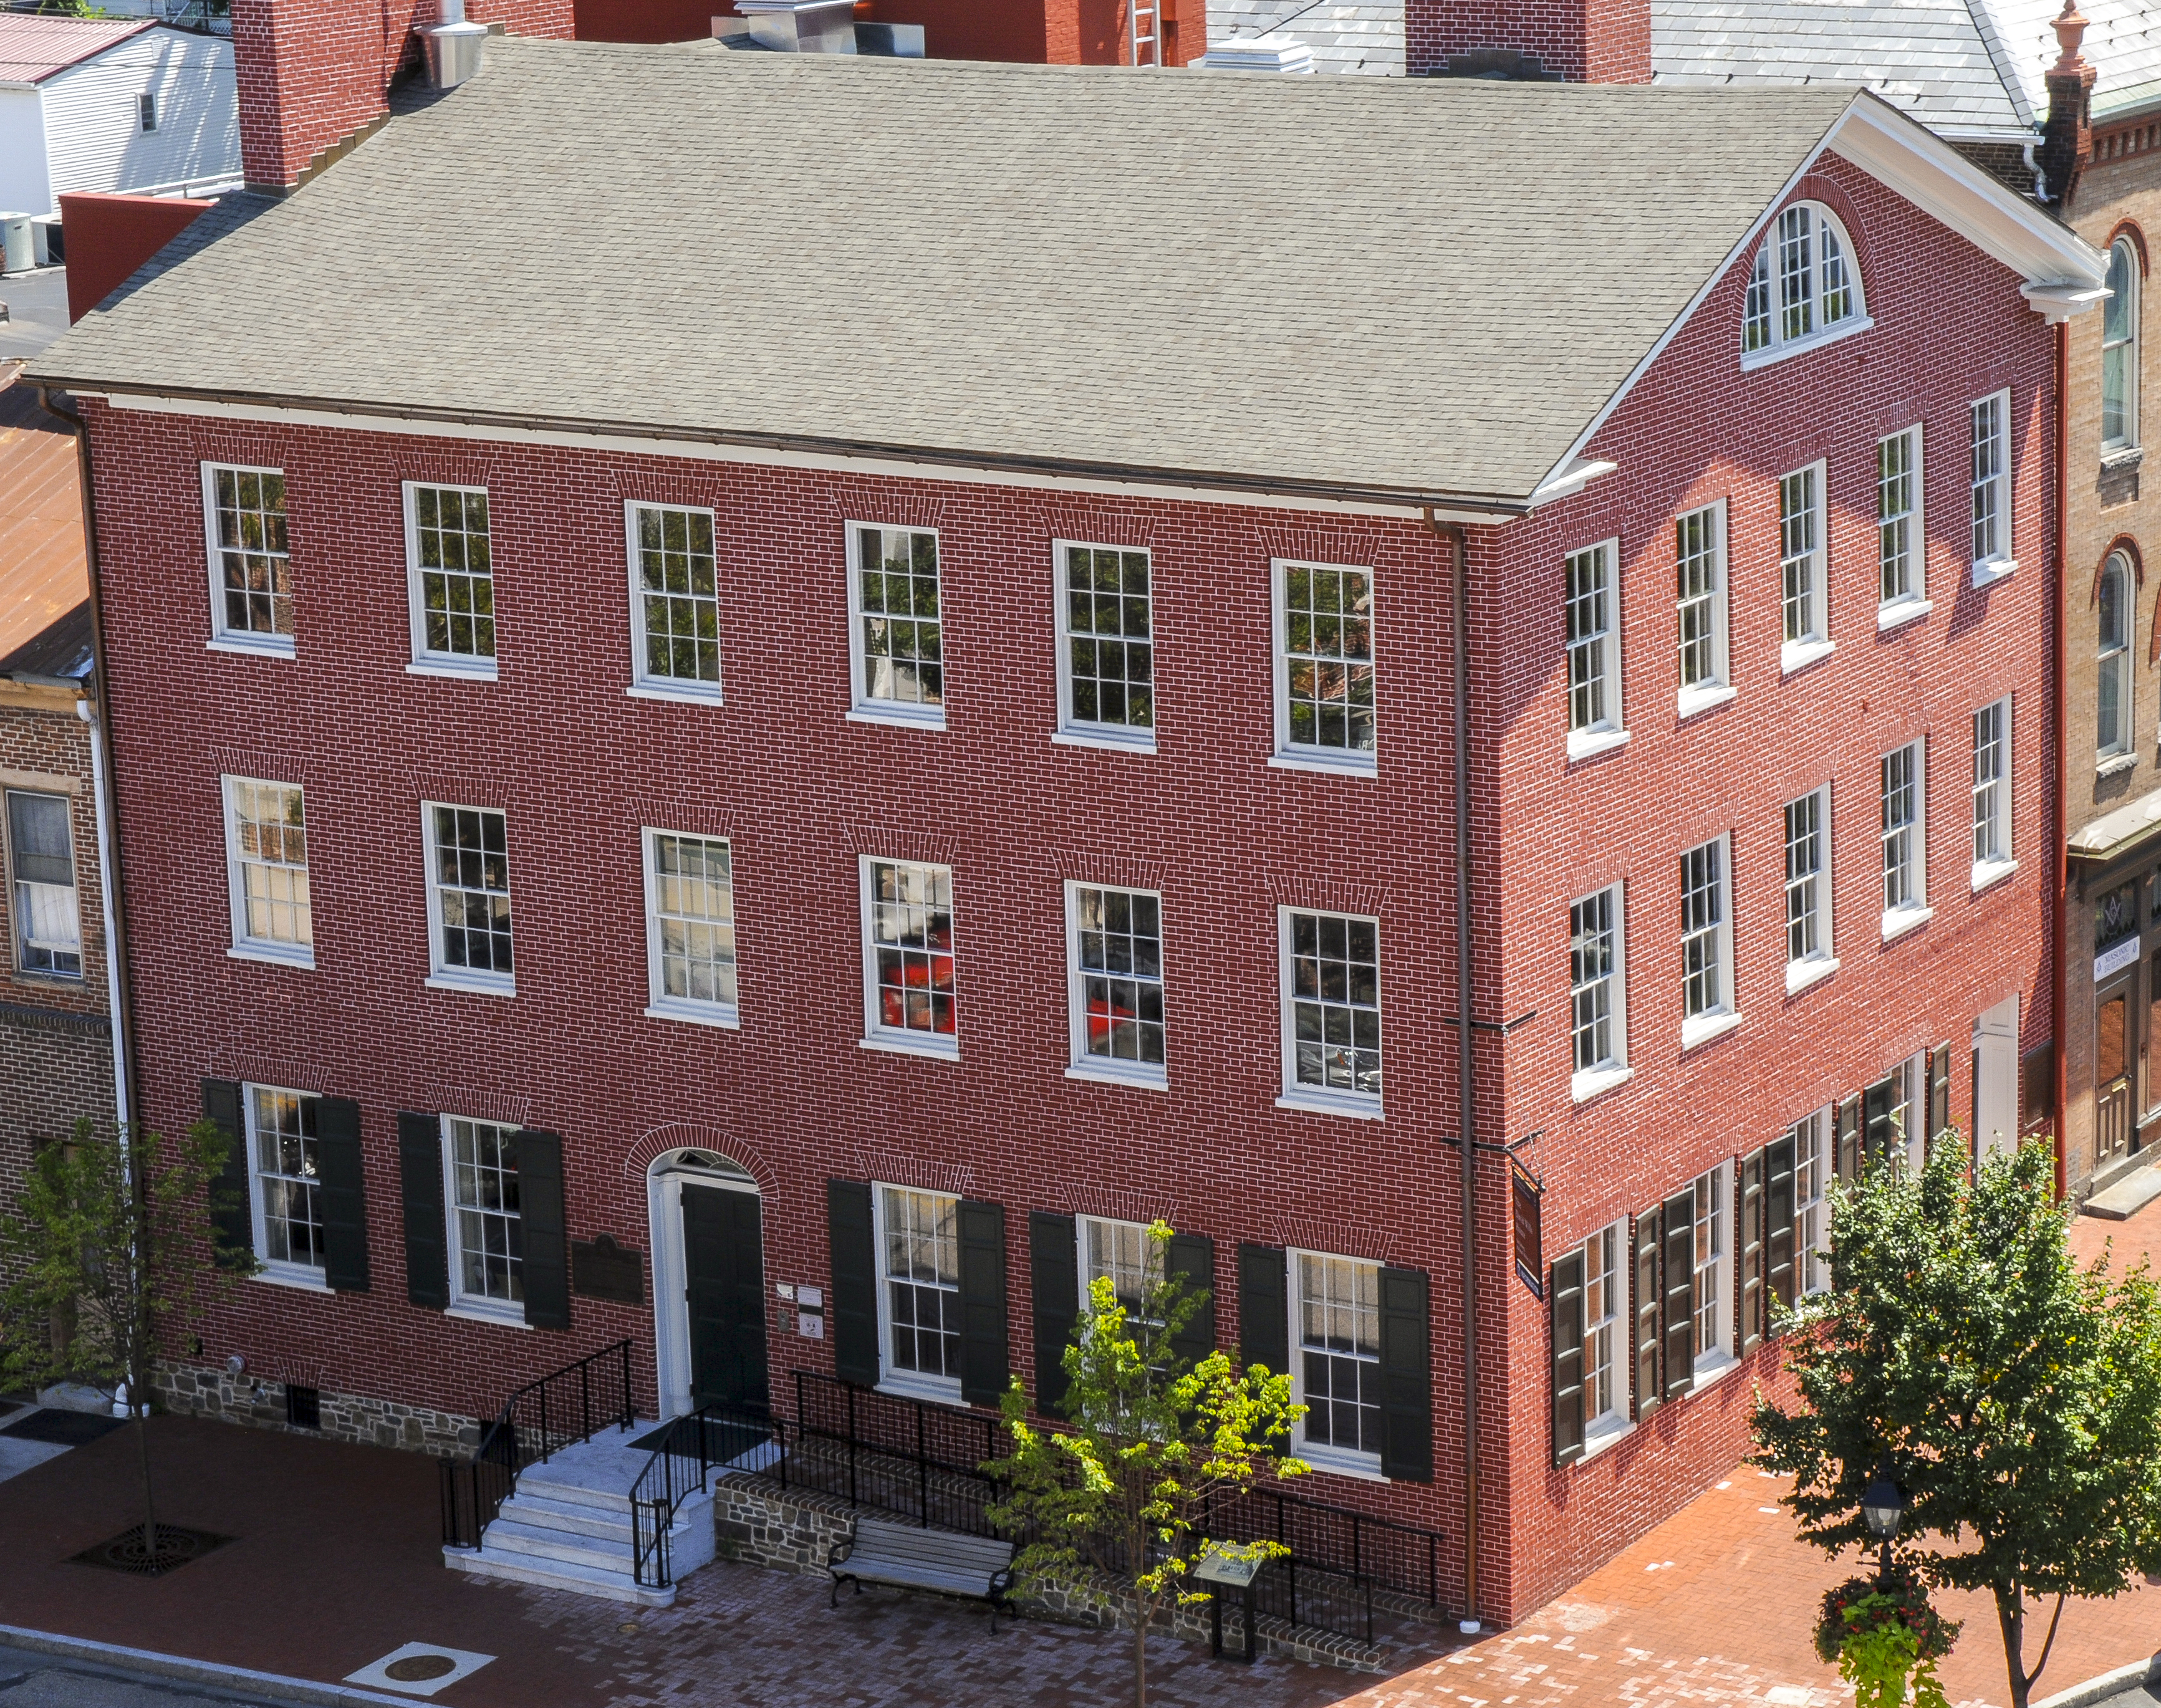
xmin=28 ymin=42 xmax=2104 ymax=1625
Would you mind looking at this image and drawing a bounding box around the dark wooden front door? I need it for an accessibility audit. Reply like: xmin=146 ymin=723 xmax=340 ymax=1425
xmin=2098 ymin=986 xmax=2133 ymax=1168
xmin=682 ymin=1184 xmax=768 ymax=1412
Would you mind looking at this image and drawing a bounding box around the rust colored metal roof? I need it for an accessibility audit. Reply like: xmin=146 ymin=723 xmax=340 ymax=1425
xmin=0 ymin=14 xmax=154 ymax=84
xmin=0 ymin=376 xmax=90 ymax=669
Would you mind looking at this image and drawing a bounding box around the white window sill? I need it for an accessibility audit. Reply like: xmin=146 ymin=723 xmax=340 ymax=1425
xmin=206 ymin=635 xmax=295 ymax=660
xmin=1065 ymin=1059 xmax=1168 ymax=1091
xmin=1738 ymin=314 xmax=1875 ymax=372
xmin=846 ymin=704 xmax=946 ymax=732
xmin=627 ymin=681 xmax=724 ymax=708
xmin=1566 ymin=727 xmax=1631 ymax=764
xmin=1052 ymin=726 xmax=1157 ymax=756
xmin=859 ymin=1030 xmax=959 ymax=1062
xmin=1881 ymin=905 xmax=1933 ymax=943
xmin=1275 ymin=1087 xmax=1384 ymax=1122
xmin=1970 ymin=557 xmax=2018 ymax=590
xmin=228 ymin=943 xmax=315 ymax=971
xmin=877 ymin=1373 xmax=963 ymax=1407
xmin=425 ymin=971 xmax=516 ymax=998
xmin=1570 ymin=1063 xmax=1634 ymax=1105
xmin=1784 ymin=955 xmax=1839 ymax=997
xmin=1295 ymin=1440 xmax=1387 ymax=1482
xmin=1680 ymin=1010 xmax=1743 ymax=1051
xmin=1877 ymin=597 xmax=1933 ymax=634
xmin=1577 ymin=1417 xmax=1634 ymax=1464
xmin=1676 ymin=683 xmax=1736 ymax=722
xmin=445 ymin=1300 xmax=531 ymax=1330
xmin=2099 ymin=751 xmax=2139 ymax=779
xmin=249 ymin=1264 xmax=331 ymax=1294
xmin=1689 ymin=1350 xmax=1743 ymax=1391
xmin=406 ymin=658 xmax=498 ymax=683
xmin=1779 ymin=637 xmax=1836 ymax=677
xmin=1971 ymin=858 xmax=2019 ymax=895
xmin=1268 ymin=749 xmax=1377 ymax=779
xmin=645 ymin=999 xmax=740 ymax=1030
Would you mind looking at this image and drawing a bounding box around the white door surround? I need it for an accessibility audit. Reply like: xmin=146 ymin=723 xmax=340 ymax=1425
xmin=645 ymin=1147 xmax=759 ymax=1422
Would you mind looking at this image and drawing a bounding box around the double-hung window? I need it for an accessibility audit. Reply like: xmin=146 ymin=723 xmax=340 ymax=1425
xmin=1066 ymin=883 xmax=1165 ymax=1086
xmin=1565 ymin=540 xmax=1624 ymax=757
xmin=6 ymin=790 xmax=79 ymax=978
xmin=643 ymin=830 xmax=736 ymax=1027
xmin=423 ymin=804 xmax=513 ymax=994
xmin=848 ymin=524 xmax=944 ymax=727
xmin=1690 ymin=1164 xmax=1731 ymax=1375
xmin=1278 ymin=908 xmax=1382 ymax=1116
xmin=1969 ymin=391 xmax=2013 ymax=584
xmin=1675 ymin=503 xmax=1729 ymax=714
xmin=1581 ymin=1221 xmax=1627 ymax=1444
xmin=1569 ymin=885 xmax=1627 ymax=1098
xmin=202 ymin=464 xmax=293 ymax=653
xmin=1972 ymin=699 xmax=2013 ymax=887
xmin=247 ymin=1085 xmax=323 ymax=1285
xmin=1680 ymin=837 xmax=1735 ymax=1044
xmin=1778 ymin=464 xmax=1829 ymax=666
xmin=1273 ymin=560 xmax=1375 ymax=774
xmin=627 ymin=502 xmax=721 ymax=701
xmin=2099 ymin=554 xmax=2132 ymax=761
xmin=1056 ymin=542 xmax=1154 ymax=749
xmin=1793 ymin=1109 xmax=1831 ymax=1296
xmin=1293 ymin=1250 xmax=1383 ymax=1474
xmin=445 ymin=1115 xmax=522 ymax=1320
xmin=2104 ymin=238 xmax=2140 ymax=451
xmin=1079 ymin=1214 xmax=1158 ymax=1315
xmin=861 ymin=858 xmax=956 ymax=1057
xmin=1877 ymin=427 xmax=1925 ymax=625
xmin=405 ymin=483 xmax=496 ymax=677
xmin=875 ymin=1184 xmax=961 ymax=1400
xmin=223 ymin=777 xmax=311 ymax=967
xmin=1783 ymin=786 xmax=1833 ymax=992
xmin=1880 ymin=741 xmax=1928 ymax=936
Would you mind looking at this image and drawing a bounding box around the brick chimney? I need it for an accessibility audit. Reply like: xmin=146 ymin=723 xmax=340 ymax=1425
xmin=230 ymin=0 xmax=575 ymax=192
xmin=1407 ymin=0 xmax=1652 ymax=83
xmin=2039 ymin=0 xmax=2095 ymax=205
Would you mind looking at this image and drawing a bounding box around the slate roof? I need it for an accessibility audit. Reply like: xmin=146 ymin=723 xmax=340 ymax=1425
xmin=0 ymin=14 xmax=154 ymax=84
xmin=1201 ymin=0 xmax=1404 ymax=75
xmin=29 ymin=43 xmax=1872 ymax=507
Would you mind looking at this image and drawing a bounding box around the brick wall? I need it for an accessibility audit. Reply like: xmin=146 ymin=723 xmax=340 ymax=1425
xmin=1404 ymin=0 xmax=1650 ymax=81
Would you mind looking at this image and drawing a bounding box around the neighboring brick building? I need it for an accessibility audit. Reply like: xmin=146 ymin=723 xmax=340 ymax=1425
xmin=27 ymin=43 xmax=2103 ymax=1624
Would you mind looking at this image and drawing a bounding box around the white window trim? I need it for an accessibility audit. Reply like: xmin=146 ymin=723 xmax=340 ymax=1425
xmin=871 ymin=1181 xmax=965 ymax=1404
xmin=1877 ymin=599 xmax=1935 ymax=635
xmin=1876 ymin=424 xmax=1927 ymax=625
xmin=641 ymin=826 xmax=739 ymax=1030
xmin=1880 ymin=739 xmax=1930 ymax=941
xmin=243 ymin=1082 xmax=330 ymax=1293
xmin=1968 ymin=390 xmax=2017 ymax=587
xmin=1271 ymin=557 xmax=1378 ymax=777
xmin=1794 ymin=1105 xmax=1834 ymax=1298
xmin=1778 ymin=461 xmax=1832 ymax=674
xmin=1972 ymin=696 xmax=2016 ymax=894
xmin=420 ymin=800 xmax=515 ymax=997
xmin=1783 ymin=784 xmax=1834 ymax=996
xmin=1274 ymin=904 xmax=1384 ymax=1121
xmin=858 ymin=855 xmax=959 ymax=1061
xmin=623 ymin=500 xmax=724 ymax=705
xmin=1286 ymin=1247 xmax=1387 ymax=1481
xmin=1564 ymin=536 xmax=1625 ymax=761
xmin=1052 ymin=539 xmax=1157 ymax=754
xmin=403 ymin=481 xmax=499 ymax=681
xmin=2105 ymin=237 xmax=2141 ymax=453
xmin=1678 ymin=833 xmax=1738 ymax=1048
xmin=1740 ymin=313 xmax=1877 ymax=373
xmin=221 ymin=775 xmax=314 ymax=971
xmin=1569 ymin=881 xmax=1629 ymax=1104
xmin=1076 ymin=1214 xmax=1158 ymax=1314
xmin=200 ymin=461 xmax=296 ymax=658
xmin=1738 ymin=201 xmax=1874 ymax=371
xmin=1062 ymin=880 xmax=1167 ymax=1090
xmin=1674 ymin=499 xmax=1731 ymax=717
xmin=845 ymin=521 xmax=946 ymax=731
xmin=441 ymin=1112 xmax=527 ymax=1327
xmin=1579 ymin=1217 xmax=1632 ymax=1455
xmin=1690 ymin=1161 xmax=1735 ymax=1379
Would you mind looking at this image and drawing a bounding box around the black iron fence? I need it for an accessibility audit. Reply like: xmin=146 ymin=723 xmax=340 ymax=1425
xmin=440 ymin=1339 xmax=635 ymax=1550
xmin=628 ymin=1402 xmax=776 ymax=1588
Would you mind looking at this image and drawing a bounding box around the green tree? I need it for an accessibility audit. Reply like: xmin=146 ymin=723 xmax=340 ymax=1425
xmin=0 ymin=1118 xmax=255 ymax=1568
xmin=1751 ymin=1138 xmax=2161 ymax=1708
xmin=984 ymin=1222 xmax=1307 ymax=1708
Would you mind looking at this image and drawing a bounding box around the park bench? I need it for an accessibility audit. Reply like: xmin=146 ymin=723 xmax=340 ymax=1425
xmin=827 ymin=1517 xmax=1016 ymax=1629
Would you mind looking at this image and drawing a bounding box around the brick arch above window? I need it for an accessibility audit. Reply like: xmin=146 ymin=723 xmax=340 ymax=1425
xmin=625 ymin=1122 xmax=779 ymax=1192
xmin=2107 ymin=219 xmax=2150 ymax=278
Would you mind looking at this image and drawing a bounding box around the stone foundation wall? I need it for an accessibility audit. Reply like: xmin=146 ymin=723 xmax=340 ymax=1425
xmin=151 ymin=1362 xmax=481 ymax=1459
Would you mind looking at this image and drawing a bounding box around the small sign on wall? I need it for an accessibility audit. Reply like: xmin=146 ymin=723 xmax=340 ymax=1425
xmin=2096 ymin=935 xmax=2141 ymax=983
xmin=569 ymin=1235 xmax=645 ymax=1305
xmin=779 ymin=1283 xmax=826 ymax=1338
xmin=797 ymin=1312 xmax=825 ymax=1340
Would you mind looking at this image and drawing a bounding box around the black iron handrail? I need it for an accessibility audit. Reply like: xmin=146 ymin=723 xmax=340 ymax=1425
xmin=628 ymin=1401 xmax=778 ymax=1588
xmin=440 ymin=1339 xmax=635 ymax=1550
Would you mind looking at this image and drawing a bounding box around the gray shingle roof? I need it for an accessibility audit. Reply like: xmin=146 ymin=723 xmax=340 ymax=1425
xmin=28 ymin=44 xmax=1865 ymax=506
xmin=1203 ymin=0 xmax=1405 ymax=75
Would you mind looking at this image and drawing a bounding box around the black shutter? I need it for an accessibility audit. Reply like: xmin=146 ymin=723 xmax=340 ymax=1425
xmin=1550 ymin=1248 xmax=1586 ymax=1467
xmin=1029 ymin=1211 xmax=1078 ymax=1416
xmin=517 ymin=1130 xmax=569 ymax=1331
xmin=1863 ymin=1075 xmax=1897 ymax=1169
xmin=1928 ymin=1044 xmax=1952 ymax=1154
xmin=827 ymin=1179 xmax=877 ymax=1386
xmin=1378 ymin=1265 xmax=1432 ymax=1482
xmin=1738 ymin=1148 xmax=1765 ymax=1357
xmin=397 ymin=1111 xmax=448 ymax=1310
xmin=1166 ymin=1231 xmax=1216 ymax=1371
xmin=202 ymin=1078 xmax=251 ymax=1270
xmin=1836 ymin=1094 xmax=1862 ymax=1183
xmin=315 ymin=1096 xmax=369 ymax=1293
xmin=1632 ymin=1207 xmax=1661 ymax=1420
xmin=1765 ymin=1131 xmax=1796 ymax=1315
xmin=1661 ymin=1187 xmax=1695 ymax=1399
xmin=1238 ymin=1244 xmax=1289 ymax=1374
xmin=2019 ymin=1042 xmax=2055 ymax=1132
xmin=957 ymin=1198 xmax=1008 ymax=1408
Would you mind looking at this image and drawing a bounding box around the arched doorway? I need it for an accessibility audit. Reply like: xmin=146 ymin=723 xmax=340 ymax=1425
xmin=647 ymin=1148 xmax=768 ymax=1419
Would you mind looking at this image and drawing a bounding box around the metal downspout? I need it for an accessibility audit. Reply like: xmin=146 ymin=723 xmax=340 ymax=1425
xmin=2053 ymin=321 xmax=2070 ymax=1197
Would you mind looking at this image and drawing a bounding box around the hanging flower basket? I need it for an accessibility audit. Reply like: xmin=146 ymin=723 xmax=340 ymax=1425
xmin=1812 ymin=1568 xmax=1961 ymax=1664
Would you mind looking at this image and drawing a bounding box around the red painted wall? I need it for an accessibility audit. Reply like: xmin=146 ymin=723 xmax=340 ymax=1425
xmin=569 ymin=0 xmax=1200 ymax=64
xmin=55 ymin=194 xmax=214 ymax=326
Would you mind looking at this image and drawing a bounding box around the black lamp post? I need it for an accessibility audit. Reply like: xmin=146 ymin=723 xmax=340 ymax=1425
xmin=1861 ymin=1459 xmax=1905 ymax=1584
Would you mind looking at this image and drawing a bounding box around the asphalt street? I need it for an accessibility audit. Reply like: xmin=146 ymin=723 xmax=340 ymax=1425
xmin=0 ymin=1647 xmax=313 ymax=1708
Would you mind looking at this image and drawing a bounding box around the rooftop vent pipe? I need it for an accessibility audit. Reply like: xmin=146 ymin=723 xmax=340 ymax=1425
xmin=1194 ymin=32 xmax=1316 ymax=71
xmin=423 ymin=0 xmax=489 ymax=89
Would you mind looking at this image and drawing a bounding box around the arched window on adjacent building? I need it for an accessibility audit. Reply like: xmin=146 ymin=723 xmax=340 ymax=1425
xmin=1743 ymin=201 xmax=1865 ymax=359
xmin=2098 ymin=553 xmax=2131 ymax=759
xmin=2104 ymin=237 xmax=2140 ymax=450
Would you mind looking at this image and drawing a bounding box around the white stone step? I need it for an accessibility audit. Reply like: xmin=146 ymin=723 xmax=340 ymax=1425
xmin=483 ymin=1514 xmax=645 ymax=1573
xmin=494 ymin=1485 xmax=712 ymax=1549
xmin=443 ymin=1543 xmax=677 ymax=1608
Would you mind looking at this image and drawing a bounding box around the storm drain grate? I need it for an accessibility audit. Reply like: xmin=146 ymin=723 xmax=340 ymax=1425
xmin=69 ymin=1523 xmax=233 ymax=1576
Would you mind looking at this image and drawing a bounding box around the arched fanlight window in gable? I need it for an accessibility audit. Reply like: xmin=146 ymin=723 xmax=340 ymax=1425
xmin=1743 ymin=202 xmax=1867 ymax=362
